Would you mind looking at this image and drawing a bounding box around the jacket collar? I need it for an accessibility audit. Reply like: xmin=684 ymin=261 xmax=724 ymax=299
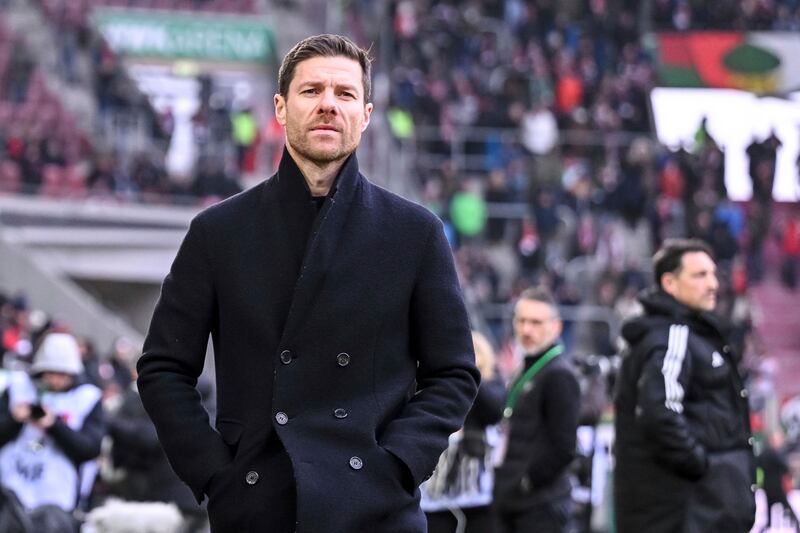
xmin=522 ymin=341 xmax=561 ymax=367
xmin=637 ymin=288 xmax=725 ymax=339
xmin=276 ymin=148 xmax=363 ymax=347
xmin=271 ymin=147 xmax=359 ymax=206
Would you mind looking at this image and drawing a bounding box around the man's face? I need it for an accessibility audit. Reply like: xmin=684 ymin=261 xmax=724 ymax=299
xmin=513 ymin=299 xmax=562 ymax=354
xmin=274 ymin=55 xmax=373 ymax=167
xmin=662 ymin=251 xmax=719 ymax=312
xmin=39 ymin=371 xmax=74 ymax=392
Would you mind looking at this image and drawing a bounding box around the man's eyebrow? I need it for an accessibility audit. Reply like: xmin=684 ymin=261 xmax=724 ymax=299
xmin=297 ymin=79 xmax=360 ymax=92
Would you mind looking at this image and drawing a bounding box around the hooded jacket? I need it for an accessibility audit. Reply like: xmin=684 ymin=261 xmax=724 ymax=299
xmin=613 ymin=289 xmax=755 ymax=533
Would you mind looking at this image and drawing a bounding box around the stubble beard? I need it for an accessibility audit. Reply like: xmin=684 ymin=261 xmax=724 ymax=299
xmin=285 ymin=121 xmax=356 ymax=167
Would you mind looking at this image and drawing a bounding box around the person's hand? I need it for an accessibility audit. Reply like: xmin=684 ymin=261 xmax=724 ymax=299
xmin=10 ymin=403 xmax=31 ymax=423
xmin=31 ymin=407 xmax=56 ymax=430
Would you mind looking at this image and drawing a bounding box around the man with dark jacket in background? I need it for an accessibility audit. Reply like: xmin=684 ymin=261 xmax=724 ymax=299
xmin=614 ymin=238 xmax=755 ymax=533
xmin=493 ymin=287 xmax=580 ymax=533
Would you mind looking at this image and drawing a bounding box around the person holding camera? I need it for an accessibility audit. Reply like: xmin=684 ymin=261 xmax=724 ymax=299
xmin=421 ymin=331 xmax=506 ymax=532
xmin=0 ymin=332 xmax=105 ymax=531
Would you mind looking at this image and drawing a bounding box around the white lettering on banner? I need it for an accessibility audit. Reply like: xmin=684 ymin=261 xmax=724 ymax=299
xmin=94 ymin=11 xmax=272 ymax=63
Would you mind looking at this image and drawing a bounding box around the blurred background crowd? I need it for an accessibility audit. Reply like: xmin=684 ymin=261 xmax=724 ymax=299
xmin=0 ymin=0 xmax=799 ymax=531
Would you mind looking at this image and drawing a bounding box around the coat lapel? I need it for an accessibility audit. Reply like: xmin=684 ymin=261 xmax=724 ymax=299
xmin=278 ymin=153 xmax=362 ymax=347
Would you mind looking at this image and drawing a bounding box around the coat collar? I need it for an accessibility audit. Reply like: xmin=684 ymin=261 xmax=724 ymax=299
xmin=633 ymin=288 xmax=727 ymax=341
xmin=270 ymin=147 xmax=360 ymax=205
xmin=276 ymin=148 xmax=363 ymax=347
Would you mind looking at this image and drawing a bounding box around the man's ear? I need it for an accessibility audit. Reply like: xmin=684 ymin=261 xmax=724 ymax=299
xmin=361 ymin=102 xmax=373 ymax=132
xmin=661 ymin=272 xmax=677 ymax=297
xmin=553 ymin=318 xmax=564 ymax=339
xmin=274 ymin=94 xmax=287 ymax=126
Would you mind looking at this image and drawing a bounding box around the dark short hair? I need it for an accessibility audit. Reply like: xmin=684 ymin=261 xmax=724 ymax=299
xmin=517 ymin=287 xmax=560 ymax=318
xmin=653 ymin=238 xmax=715 ymax=289
xmin=278 ymin=34 xmax=372 ymax=101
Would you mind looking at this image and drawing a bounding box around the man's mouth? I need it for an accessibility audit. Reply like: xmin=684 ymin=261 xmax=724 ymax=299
xmin=312 ymin=125 xmax=339 ymax=131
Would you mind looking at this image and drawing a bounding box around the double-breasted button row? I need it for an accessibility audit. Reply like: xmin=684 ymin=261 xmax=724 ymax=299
xmin=275 ymin=412 xmax=288 ymax=425
xmin=280 ymin=350 xmax=293 ymax=365
xmin=337 ymin=353 xmax=351 ymax=367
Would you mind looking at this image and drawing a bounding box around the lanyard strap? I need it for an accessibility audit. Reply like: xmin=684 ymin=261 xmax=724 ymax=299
xmin=504 ymin=344 xmax=564 ymax=418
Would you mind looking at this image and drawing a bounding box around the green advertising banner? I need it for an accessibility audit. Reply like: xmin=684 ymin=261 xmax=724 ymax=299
xmin=92 ymin=9 xmax=274 ymax=63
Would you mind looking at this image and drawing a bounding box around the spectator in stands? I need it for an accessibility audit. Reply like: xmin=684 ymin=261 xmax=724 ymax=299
xmin=230 ymin=104 xmax=259 ymax=174
xmin=97 ymin=336 xmax=138 ymax=401
xmin=494 ymin=287 xmax=580 ymax=533
xmin=0 ymin=332 xmax=105 ymax=529
xmin=1 ymin=295 xmax=32 ymax=365
xmin=137 ymin=34 xmax=478 ymax=533
xmin=190 ymin=157 xmax=242 ymax=203
xmin=614 ymin=239 xmax=755 ymax=533
xmin=781 ymin=211 xmax=800 ymax=289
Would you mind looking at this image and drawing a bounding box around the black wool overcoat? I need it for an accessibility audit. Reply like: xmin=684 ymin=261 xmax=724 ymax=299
xmin=137 ymin=152 xmax=480 ymax=533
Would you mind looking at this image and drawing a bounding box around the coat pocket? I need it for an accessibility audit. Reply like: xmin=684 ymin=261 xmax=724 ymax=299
xmin=205 ymin=419 xmax=244 ymax=498
xmin=685 ymin=449 xmax=755 ymax=532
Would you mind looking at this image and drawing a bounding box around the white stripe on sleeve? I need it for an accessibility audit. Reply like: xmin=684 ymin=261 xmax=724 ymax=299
xmin=661 ymin=324 xmax=689 ymax=413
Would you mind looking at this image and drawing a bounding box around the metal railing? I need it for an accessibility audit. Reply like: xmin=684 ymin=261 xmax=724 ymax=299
xmin=406 ymin=124 xmax=656 ymax=177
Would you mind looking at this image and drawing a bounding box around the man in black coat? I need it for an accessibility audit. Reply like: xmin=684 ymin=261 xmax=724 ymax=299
xmin=137 ymin=34 xmax=479 ymax=533
xmin=106 ymin=358 xmax=204 ymax=529
xmin=614 ymin=238 xmax=756 ymax=533
xmin=493 ymin=287 xmax=580 ymax=533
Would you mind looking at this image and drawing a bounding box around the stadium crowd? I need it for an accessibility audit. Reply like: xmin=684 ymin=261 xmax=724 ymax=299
xmin=372 ymin=0 xmax=799 ymax=361
xmin=0 ymin=0 xmax=248 ymax=204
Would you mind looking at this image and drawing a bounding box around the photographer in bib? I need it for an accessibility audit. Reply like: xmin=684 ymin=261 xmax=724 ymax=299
xmin=0 ymin=332 xmax=105 ymax=531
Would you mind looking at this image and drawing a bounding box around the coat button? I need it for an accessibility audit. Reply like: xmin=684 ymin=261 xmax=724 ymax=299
xmin=333 ymin=408 xmax=348 ymax=419
xmin=722 ymin=345 xmax=731 ymax=354
xmin=280 ymin=350 xmax=293 ymax=364
xmin=740 ymin=389 xmax=749 ymax=398
xmin=245 ymin=471 xmax=259 ymax=485
xmin=349 ymin=456 xmax=363 ymax=470
xmin=275 ymin=412 xmax=288 ymax=425
xmin=751 ymin=483 xmax=758 ymax=493
xmin=748 ymin=436 xmax=755 ymax=446
xmin=336 ymin=353 xmax=351 ymax=367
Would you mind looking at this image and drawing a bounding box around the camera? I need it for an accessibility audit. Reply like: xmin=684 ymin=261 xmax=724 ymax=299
xmin=29 ymin=404 xmax=46 ymax=420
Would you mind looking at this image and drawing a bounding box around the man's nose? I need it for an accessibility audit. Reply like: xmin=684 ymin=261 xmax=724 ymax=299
xmin=318 ymin=89 xmax=337 ymax=113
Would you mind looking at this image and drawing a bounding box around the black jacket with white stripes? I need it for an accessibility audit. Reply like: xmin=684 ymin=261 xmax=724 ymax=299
xmin=613 ymin=289 xmax=755 ymax=533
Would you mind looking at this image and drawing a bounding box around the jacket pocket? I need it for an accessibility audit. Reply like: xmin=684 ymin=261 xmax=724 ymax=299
xmin=205 ymin=419 xmax=244 ymax=498
xmin=685 ymin=449 xmax=755 ymax=532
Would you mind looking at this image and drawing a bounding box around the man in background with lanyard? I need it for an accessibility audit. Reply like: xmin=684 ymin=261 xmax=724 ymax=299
xmin=493 ymin=287 xmax=581 ymax=533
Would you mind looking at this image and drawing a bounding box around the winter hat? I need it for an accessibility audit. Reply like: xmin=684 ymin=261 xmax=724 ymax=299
xmin=30 ymin=333 xmax=84 ymax=376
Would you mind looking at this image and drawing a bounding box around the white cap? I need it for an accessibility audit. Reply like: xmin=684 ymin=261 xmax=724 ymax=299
xmin=30 ymin=333 xmax=84 ymax=376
